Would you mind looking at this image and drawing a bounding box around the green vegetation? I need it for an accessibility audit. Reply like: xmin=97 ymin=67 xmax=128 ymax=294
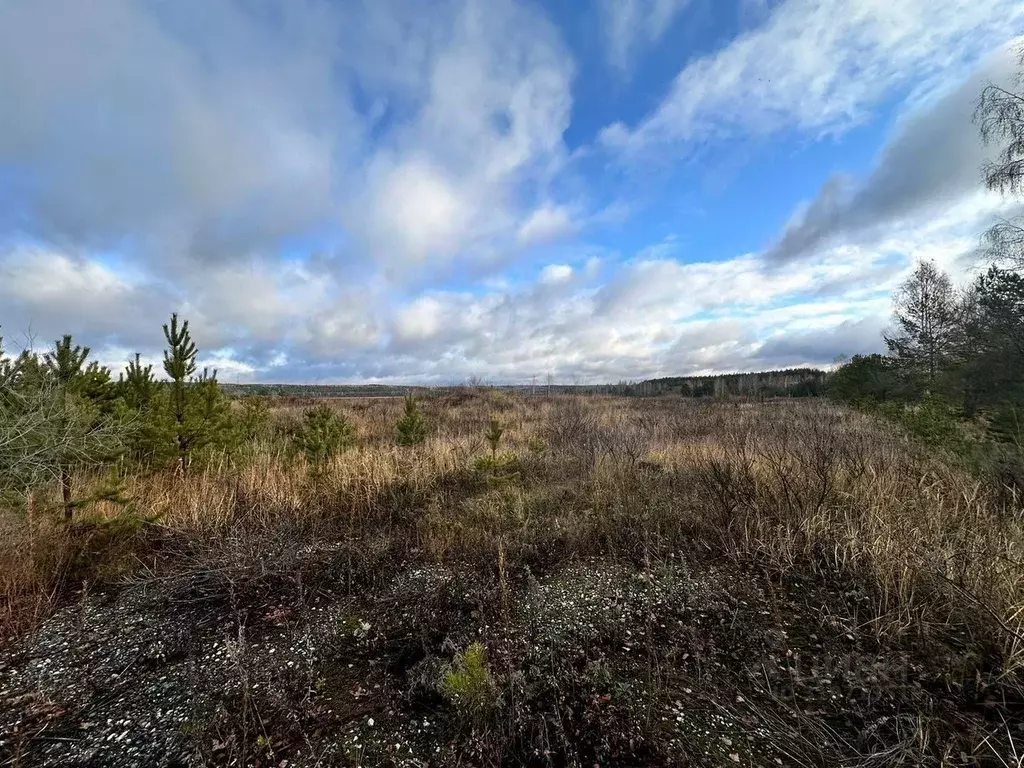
xmin=825 ymin=61 xmax=1024 ymax=488
xmin=293 ymin=403 xmax=354 ymax=465
xmin=0 ymin=331 xmax=129 ymax=519
xmin=160 ymin=313 xmax=233 ymax=470
xmin=442 ymin=642 xmax=496 ymax=726
xmin=0 ymin=312 xmax=241 ymax=521
xmin=484 ymin=417 xmax=504 ymax=460
xmin=827 ymin=258 xmax=1024 ymax=473
xmin=396 ymin=394 xmax=427 ymax=445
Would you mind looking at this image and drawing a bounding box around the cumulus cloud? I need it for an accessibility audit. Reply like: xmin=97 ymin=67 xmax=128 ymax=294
xmin=0 ymin=219 xmax=956 ymax=384
xmin=601 ymin=0 xmax=1024 ymax=153
xmin=538 ymin=264 xmax=574 ymax=284
xmin=766 ymin=42 xmax=1024 ymax=263
xmin=0 ymin=0 xmax=577 ymax=277
xmin=344 ymin=0 xmax=576 ymax=273
xmin=0 ymin=246 xmax=175 ymax=349
xmin=363 ymin=159 xmax=475 ymax=265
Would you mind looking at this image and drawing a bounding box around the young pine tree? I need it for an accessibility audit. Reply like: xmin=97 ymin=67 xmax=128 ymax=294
xmin=238 ymin=396 xmax=271 ymax=442
xmin=396 ymin=395 xmax=427 ymax=446
xmin=160 ymin=314 xmax=232 ymax=471
xmin=485 ymin=418 xmax=504 ymax=461
xmin=43 ymin=335 xmax=89 ymax=387
xmin=119 ymin=353 xmax=156 ymax=411
xmin=42 ymin=336 xmax=121 ymax=519
xmin=47 ymin=337 xmax=90 ymax=518
xmin=118 ymin=353 xmax=173 ymax=463
xmin=294 ymin=404 xmax=353 ymax=466
xmin=0 ymin=329 xmax=15 ymax=390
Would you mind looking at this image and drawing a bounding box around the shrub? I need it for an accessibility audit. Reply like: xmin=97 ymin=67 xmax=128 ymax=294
xmin=1 ymin=369 xmax=130 ymax=518
xmin=879 ymin=394 xmax=967 ymax=452
xmin=826 ymin=354 xmax=900 ymax=404
xmin=396 ymin=395 xmax=427 ymax=446
xmin=988 ymin=405 xmax=1024 ymax=446
xmin=293 ymin=404 xmax=353 ymax=465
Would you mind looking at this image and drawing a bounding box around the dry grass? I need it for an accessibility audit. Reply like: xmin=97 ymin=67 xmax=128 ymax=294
xmin=4 ymin=393 xmax=1023 ymax=651
xmin=2 ymin=392 xmax=1023 ymax=764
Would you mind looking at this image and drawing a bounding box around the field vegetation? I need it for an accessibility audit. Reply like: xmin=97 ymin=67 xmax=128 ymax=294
xmin=1 ymin=378 xmax=1023 ymax=765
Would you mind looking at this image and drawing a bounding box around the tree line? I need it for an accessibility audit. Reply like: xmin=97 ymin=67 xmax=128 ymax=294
xmin=829 ymin=47 xmax=1024 ymax=448
xmin=631 ymin=369 xmax=825 ymax=399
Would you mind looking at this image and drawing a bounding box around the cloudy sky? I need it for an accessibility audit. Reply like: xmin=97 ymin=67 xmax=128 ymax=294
xmin=1 ymin=0 xmax=1022 ymax=384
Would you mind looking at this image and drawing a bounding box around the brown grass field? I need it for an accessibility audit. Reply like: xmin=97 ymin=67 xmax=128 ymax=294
xmin=1 ymin=393 xmax=1023 ymax=766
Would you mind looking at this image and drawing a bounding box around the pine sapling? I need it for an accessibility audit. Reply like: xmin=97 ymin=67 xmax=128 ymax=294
xmin=485 ymin=418 xmax=504 ymax=461
xmin=159 ymin=313 xmax=232 ymax=471
xmin=294 ymin=404 xmax=353 ymax=466
xmin=396 ymin=395 xmax=427 ymax=445
xmin=43 ymin=336 xmax=91 ymax=519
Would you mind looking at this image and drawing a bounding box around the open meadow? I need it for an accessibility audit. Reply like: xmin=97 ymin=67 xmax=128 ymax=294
xmin=2 ymin=392 xmax=1023 ymax=766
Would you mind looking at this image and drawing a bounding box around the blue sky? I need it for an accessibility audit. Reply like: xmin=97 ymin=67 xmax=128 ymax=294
xmin=1 ymin=0 xmax=1023 ymax=384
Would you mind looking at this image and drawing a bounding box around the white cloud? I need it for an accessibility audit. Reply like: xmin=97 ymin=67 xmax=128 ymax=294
xmin=767 ymin=41 xmax=1023 ymax=263
xmin=0 ymin=0 xmax=579 ymax=278
xmin=0 ymin=206 xmax=980 ymax=383
xmin=517 ymin=205 xmax=578 ymax=247
xmin=204 ymin=355 xmax=258 ymax=382
xmin=601 ymin=0 xmax=1024 ymax=153
xmin=366 ymin=159 xmax=474 ymax=264
xmin=1 ymin=248 xmax=130 ymax=302
xmin=3 ymin=0 xmax=1020 ymax=385
xmin=599 ymin=0 xmax=692 ymax=74
xmin=345 ymin=0 xmax=576 ymax=272
xmin=394 ymin=297 xmax=446 ymax=343
xmin=539 ymin=264 xmax=574 ymax=284
xmin=0 ymin=246 xmax=174 ymax=347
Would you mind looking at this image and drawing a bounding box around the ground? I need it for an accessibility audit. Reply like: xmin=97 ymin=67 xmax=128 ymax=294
xmin=1 ymin=547 xmax=1016 ymax=766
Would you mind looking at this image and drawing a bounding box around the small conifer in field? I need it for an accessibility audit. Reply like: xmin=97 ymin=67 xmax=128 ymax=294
xmin=485 ymin=417 xmax=504 ymax=460
xmin=43 ymin=335 xmax=89 ymax=387
xmin=239 ymin=396 xmax=271 ymax=442
xmin=119 ymin=353 xmax=156 ymax=411
xmin=0 ymin=330 xmax=13 ymax=388
xmin=396 ymin=395 xmax=427 ymax=445
xmin=42 ymin=336 xmax=120 ymax=518
xmin=159 ymin=313 xmax=233 ymax=470
xmin=294 ymin=404 xmax=353 ymax=466
xmin=442 ymin=642 xmax=495 ymax=727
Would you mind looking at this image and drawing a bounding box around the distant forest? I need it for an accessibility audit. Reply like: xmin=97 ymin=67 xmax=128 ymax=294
xmin=610 ymin=368 xmax=825 ymax=398
xmin=223 ymin=368 xmax=827 ymax=400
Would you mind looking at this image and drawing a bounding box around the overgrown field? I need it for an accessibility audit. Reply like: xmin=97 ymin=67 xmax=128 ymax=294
xmin=2 ymin=393 xmax=1023 ymax=766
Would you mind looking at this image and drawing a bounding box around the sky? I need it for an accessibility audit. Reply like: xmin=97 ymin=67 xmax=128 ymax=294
xmin=1 ymin=0 xmax=1023 ymax=385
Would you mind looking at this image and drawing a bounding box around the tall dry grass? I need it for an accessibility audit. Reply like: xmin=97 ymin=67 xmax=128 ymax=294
xmin=1 ymin=392 xmax=1022 ymax=681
